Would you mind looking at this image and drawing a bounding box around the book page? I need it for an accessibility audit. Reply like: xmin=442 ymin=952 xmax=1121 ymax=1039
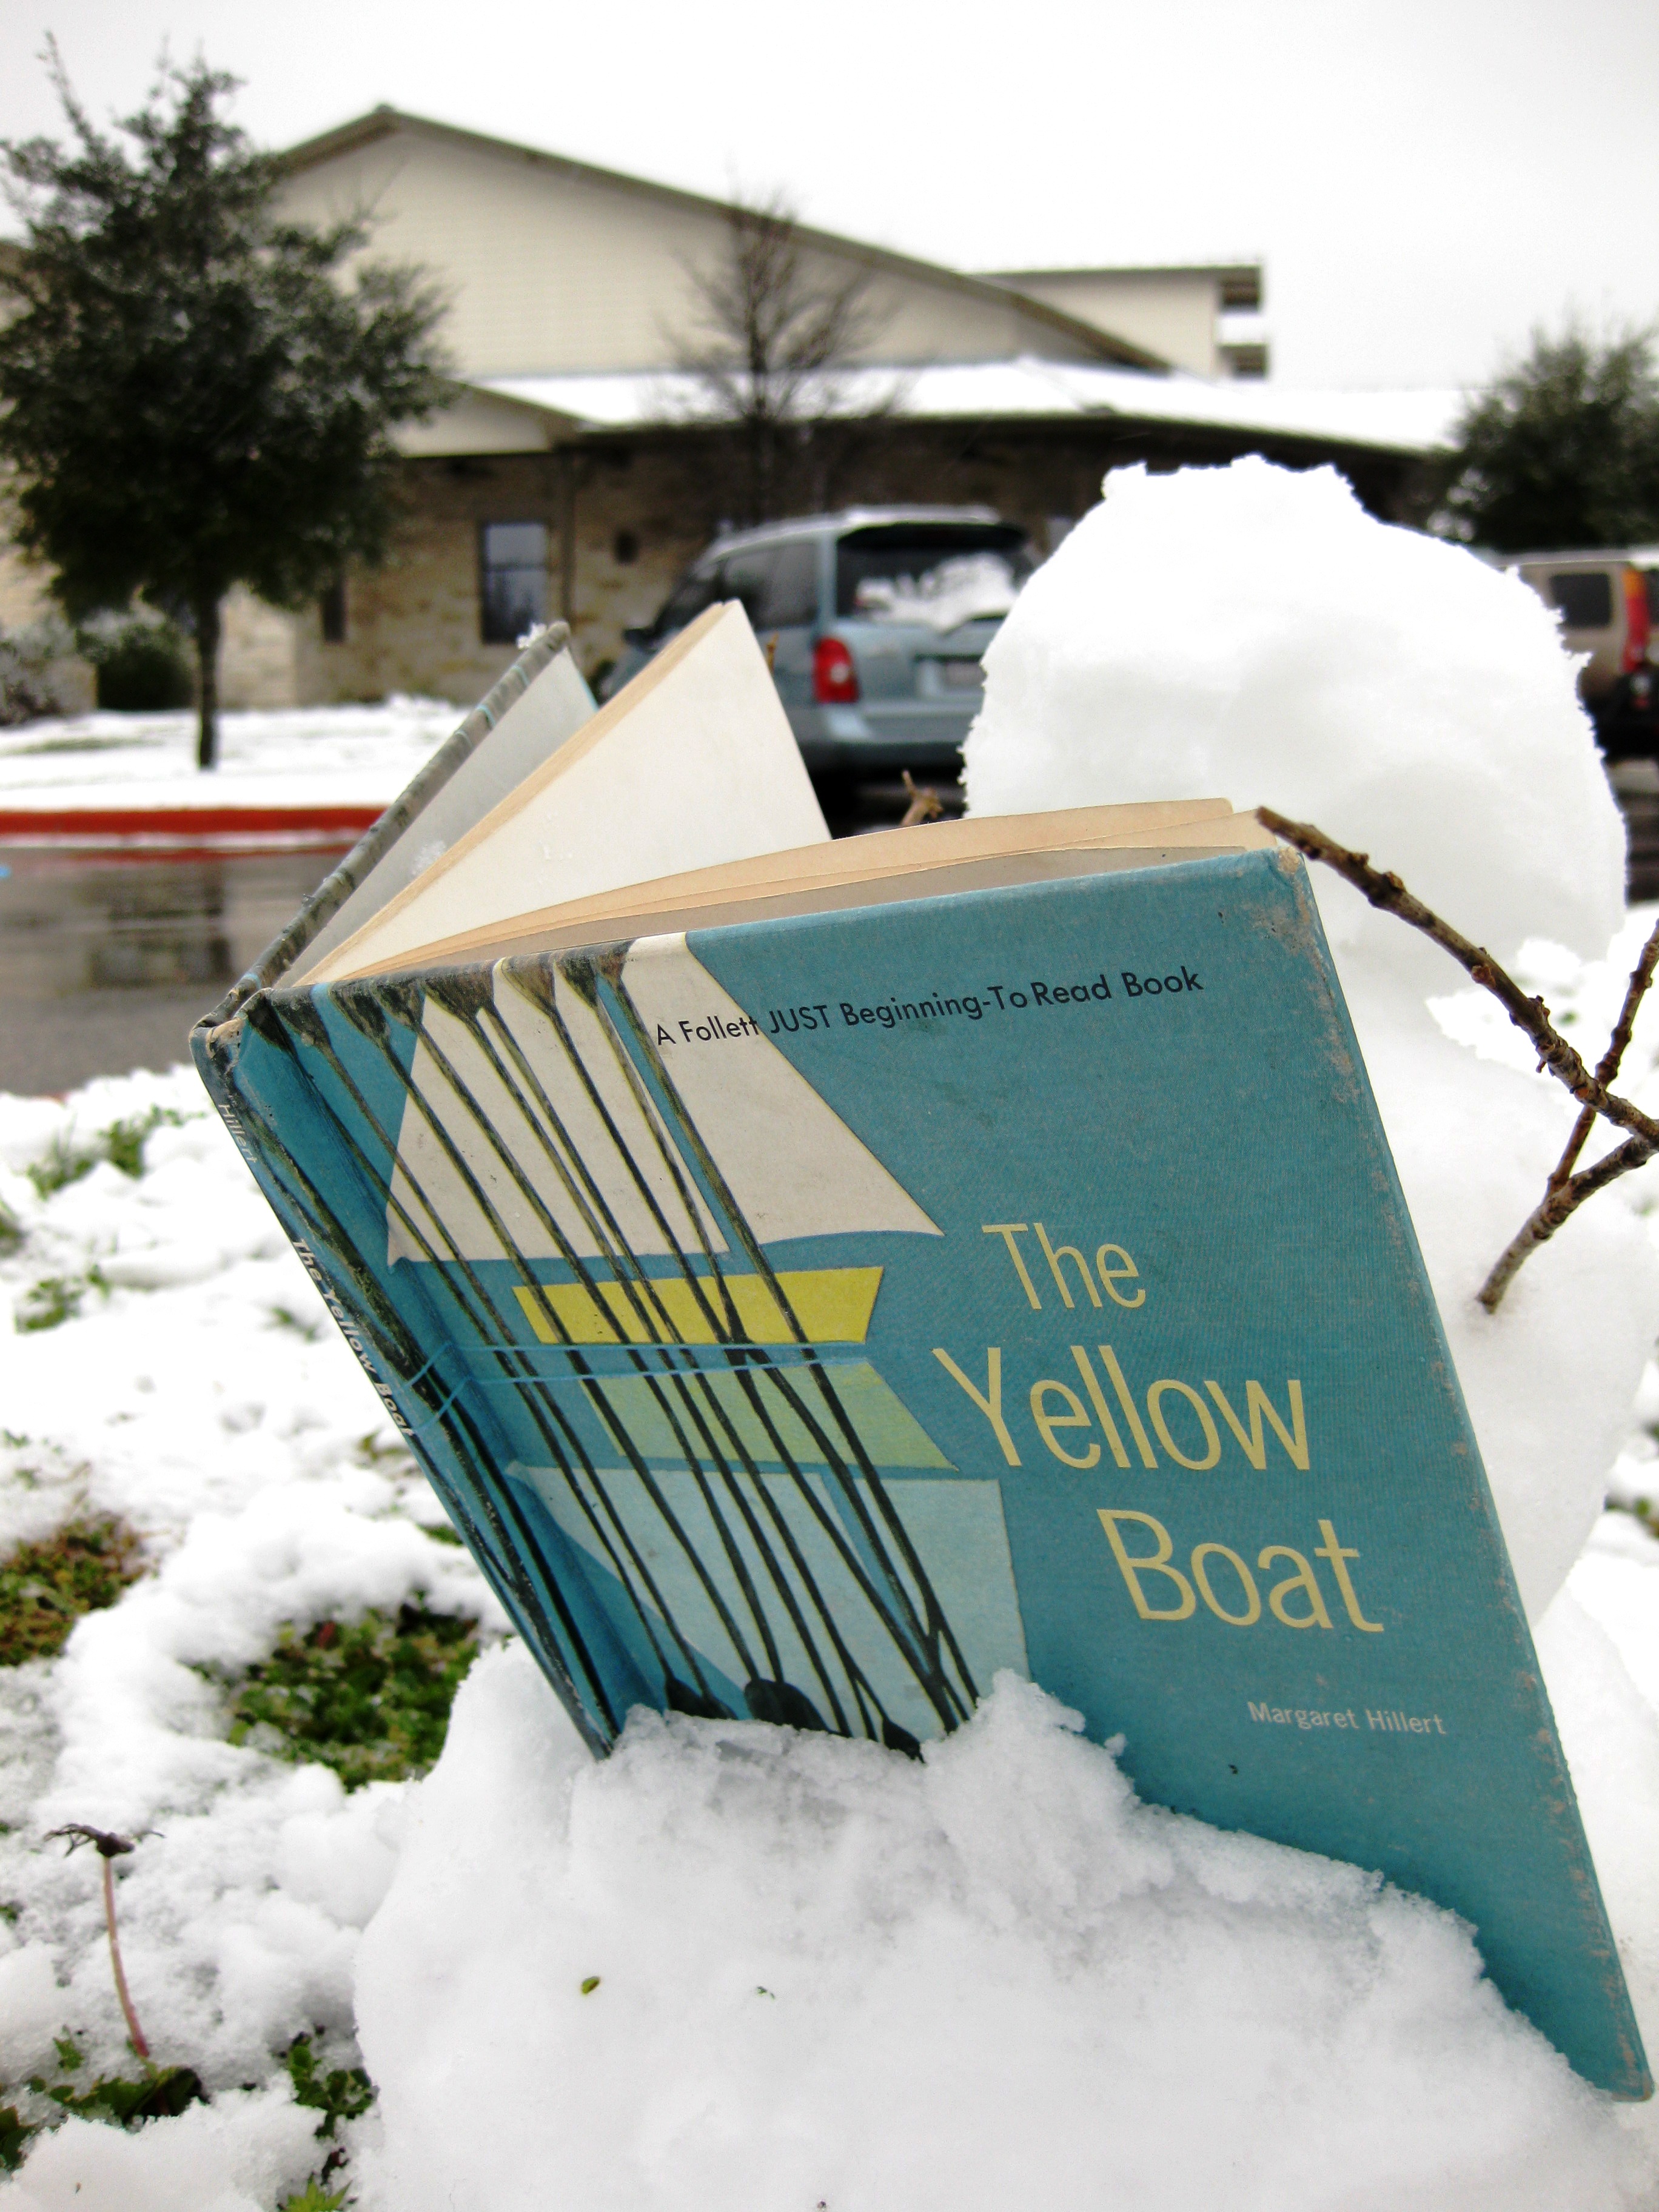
xmin=299 ymin=603 xmax=829 ymax=985
xmin=331 ymin=803 xmax=1269 ymax=977
xmin=298 ymin=642 xmax=597 ymax=972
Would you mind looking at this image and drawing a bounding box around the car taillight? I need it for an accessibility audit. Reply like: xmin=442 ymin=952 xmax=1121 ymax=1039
xmin=813 ymin=635 xmax=860 ymax=705
xmin=1624 ymin=567 xmax=1651 ymax=674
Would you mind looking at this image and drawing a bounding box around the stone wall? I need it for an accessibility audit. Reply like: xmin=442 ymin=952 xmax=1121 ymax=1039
xmin=110 ymin=423 xmax=1436 ymax=714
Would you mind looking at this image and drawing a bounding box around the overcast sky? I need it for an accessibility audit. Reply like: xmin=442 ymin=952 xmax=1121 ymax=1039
xmin=1 ymin=0 xmax=1655 ymax=392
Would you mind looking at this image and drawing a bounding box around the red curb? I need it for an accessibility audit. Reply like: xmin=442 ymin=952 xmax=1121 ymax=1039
xmin=0 ymin=802 xmax=385 ymax=852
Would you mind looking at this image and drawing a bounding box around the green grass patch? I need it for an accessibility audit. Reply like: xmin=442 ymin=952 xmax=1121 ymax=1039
xmin=286 ymin=2033 xmax=374 ymax=2139
xmin=0 ymin=1517 xmax=145 ymax=1666
xmin=224 ymin=1603 xmax=481 ymax=1788
xmin=24 ymin=1107 xmax=186 ymax=1199
xmin=16 ymin=1269 xmax=107 ymax=1334
xmin=24 ymin=1140 xmax=96 ymax=1203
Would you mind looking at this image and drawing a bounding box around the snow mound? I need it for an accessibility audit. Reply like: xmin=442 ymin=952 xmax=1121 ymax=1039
xmin=964 ymin=458 xmax=1659 ymax=1620
xmin=965 ymin=457 xmax=1622 ymax=971
xmin=352 ymin=1654 xmax=1647 ymax=2212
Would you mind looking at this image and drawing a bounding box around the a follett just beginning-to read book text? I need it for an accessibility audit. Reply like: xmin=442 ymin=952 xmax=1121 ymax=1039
xmin=192 ymin=602 xmax=1651 ymax=2099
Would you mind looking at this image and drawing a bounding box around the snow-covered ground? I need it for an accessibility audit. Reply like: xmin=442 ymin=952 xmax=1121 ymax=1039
xmin=5 ymin=461 xmax=1659 ymax=2207
xmin=0 ymin=700 xmax=458 ymax=814
xmin=2 ymin=1049 xmax=1659 ymax=2210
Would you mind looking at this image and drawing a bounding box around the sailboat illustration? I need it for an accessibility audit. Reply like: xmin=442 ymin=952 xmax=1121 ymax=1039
xmin=370 ymin=933 xmax=1029 ymax=1751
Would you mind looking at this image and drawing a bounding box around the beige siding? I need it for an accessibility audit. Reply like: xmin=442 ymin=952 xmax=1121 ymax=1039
xmin=994 ymin=271 xmax=1222 ymax=377
xmin=279 ymin=124 xmax=1108 ymax=379
xmin=220 ymin=589 xmax=303 ymax=710
xmin=0 ymin=537 xmax=55 ymax=633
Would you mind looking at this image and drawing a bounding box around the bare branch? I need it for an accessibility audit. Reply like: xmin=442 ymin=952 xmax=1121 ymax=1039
xmin=1256 ymin=807 xmax=1659 ymax=1148
xmin=671 ymin=186 xmax=891 ymax=521
xmin=1256 ymin=807 xmax=1659 ymax=1312
xmin=1477 ymin=1134 xmax=1655 ymax=1312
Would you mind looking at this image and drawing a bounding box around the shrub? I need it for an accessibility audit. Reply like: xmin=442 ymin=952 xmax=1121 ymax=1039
xmin=0 ymin=617 xmax=77 ymax=727
xmin=78 ymin=615 xmax=193 ymax=712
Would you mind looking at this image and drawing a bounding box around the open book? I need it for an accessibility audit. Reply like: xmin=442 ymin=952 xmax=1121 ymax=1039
xmin=192 ymin=606 xmax=1647 ymax=2099
xmin=293 ymin=601 xmax=1272 ymax=984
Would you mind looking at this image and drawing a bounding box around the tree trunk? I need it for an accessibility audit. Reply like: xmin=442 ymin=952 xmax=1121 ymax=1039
xmin=193 ymin=595 xmax=222 ymax=771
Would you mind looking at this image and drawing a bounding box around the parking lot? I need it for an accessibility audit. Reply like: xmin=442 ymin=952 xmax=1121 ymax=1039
xmin=0 ymin=773 xmax=965 ymax=1094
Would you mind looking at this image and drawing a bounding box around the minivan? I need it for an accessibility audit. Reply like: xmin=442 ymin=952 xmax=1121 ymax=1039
xmin=605 ymin=508 xmax=1036 ymax=795
xmin=1508 ymin=549 xmax=1659 ymax=759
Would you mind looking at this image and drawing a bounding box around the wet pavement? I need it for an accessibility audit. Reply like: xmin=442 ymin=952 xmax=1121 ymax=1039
xmin=0 ymin=848 xmax=339 ymax=1095
xmin=0 ymin=776 xmax=956 ymax=1097
xmin=5 ymin=767 xmax=1648 ymax=1100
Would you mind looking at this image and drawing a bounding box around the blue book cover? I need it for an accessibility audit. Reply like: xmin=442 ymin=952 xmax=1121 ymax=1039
xmin=193 ymin=842 xmax=1649 ymax=2099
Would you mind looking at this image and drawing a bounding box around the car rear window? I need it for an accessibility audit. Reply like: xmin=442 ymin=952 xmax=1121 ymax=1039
xmin=1550 ymin=572 xmax=1614 ymax=629
xmin=836 ymin=525 xmax=1034 ymax=622
xmin=651 ymin=563 xmax=721 ymax=637
xmin=722 ymin=540 xmax=819 ymax=628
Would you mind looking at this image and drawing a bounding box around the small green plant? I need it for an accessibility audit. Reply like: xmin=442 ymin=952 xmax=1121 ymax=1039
xmin=102 ymin=1109 xmax=181 ymax=1178
xmin=0 ymin=1198 xmax=22 ymax=1256
xmin=285 ymin=2034 xmax=374 ymax=2139
xmin=269 ymin=1305 xmax=327 ymax=1342
xmin=32 ymin=2060 xmax=203 ymax=2125
xmin=0 ymin=2055 xmax=205 ymax=2173
xmin=25 ymin=1140 xmax=96 ymax=1202
xmin=0 ymin=1516 xmax=144 ymax=1665
xmin=224 ymin=1604 xmax=481 ymax=1788
xmin=0 ymin=2104 xmax=34 ymax=2172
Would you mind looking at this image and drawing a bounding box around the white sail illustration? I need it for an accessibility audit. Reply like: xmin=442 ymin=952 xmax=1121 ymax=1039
xmin=385 ymin=935 xmax=940 ymax=1265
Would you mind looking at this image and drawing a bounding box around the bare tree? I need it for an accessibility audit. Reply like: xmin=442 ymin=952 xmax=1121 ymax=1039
xmin=678 ymin=189 xmax=890 ymax=524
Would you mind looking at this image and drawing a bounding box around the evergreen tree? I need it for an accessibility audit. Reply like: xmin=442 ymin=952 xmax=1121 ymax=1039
xmin=0 ymin=52 xmax=450 ymax=766
xmin=1436 ymin=324 xmax=1659 ymax=553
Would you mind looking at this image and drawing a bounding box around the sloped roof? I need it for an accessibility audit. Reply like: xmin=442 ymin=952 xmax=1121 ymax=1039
xmin=482 ymin=359 xmax=1460 ymax=457
xmin=279 ymin=106 xmax=1170 ymax=374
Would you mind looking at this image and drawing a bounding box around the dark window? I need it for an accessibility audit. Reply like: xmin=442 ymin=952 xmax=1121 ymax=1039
xmin=761 ymin=539 xmax=819 ymax=626
xmin=1550 ymin=571 xmax=1614 ymax=629
xmin=613 ymin=528 xmax=640 ymax=566
xmin=480 ymin=521 xmax=548 ymax=645
xmin=1645 ymin=569 xmax=1659 ymax=622
xmin=717 ymin=541 xmax=822 ymax=629
xmin=836 ymin=523 xmax=1035 ymax=620
xmin=319 ymin=577 xmax=346 ymax=645
xmin=649 ymin=561 xmax=721 ymax=639
xmin=719 ymin=549 xmax=776 ymax=627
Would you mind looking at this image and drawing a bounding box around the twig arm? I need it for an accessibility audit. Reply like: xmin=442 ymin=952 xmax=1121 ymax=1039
xmin=1256 ymin=808 xmax=1659 ymax=1149
xmin=1477 ymin=1135 xmax=1656 ymax=1312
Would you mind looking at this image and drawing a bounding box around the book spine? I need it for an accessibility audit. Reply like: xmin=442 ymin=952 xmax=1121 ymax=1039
xmin=191 ymin=1016 xmax=414 ymax=1440
xmin=190 ymin=994 xmax=612 ymax=1756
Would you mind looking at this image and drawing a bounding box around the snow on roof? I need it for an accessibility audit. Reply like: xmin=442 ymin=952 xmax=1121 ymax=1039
xmin=483 ymin=360 xmax=1463 ymax=457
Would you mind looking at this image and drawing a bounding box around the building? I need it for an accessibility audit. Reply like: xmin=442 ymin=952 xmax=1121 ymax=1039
xmin=1 ymin=108 xmax=1456 ymax=711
